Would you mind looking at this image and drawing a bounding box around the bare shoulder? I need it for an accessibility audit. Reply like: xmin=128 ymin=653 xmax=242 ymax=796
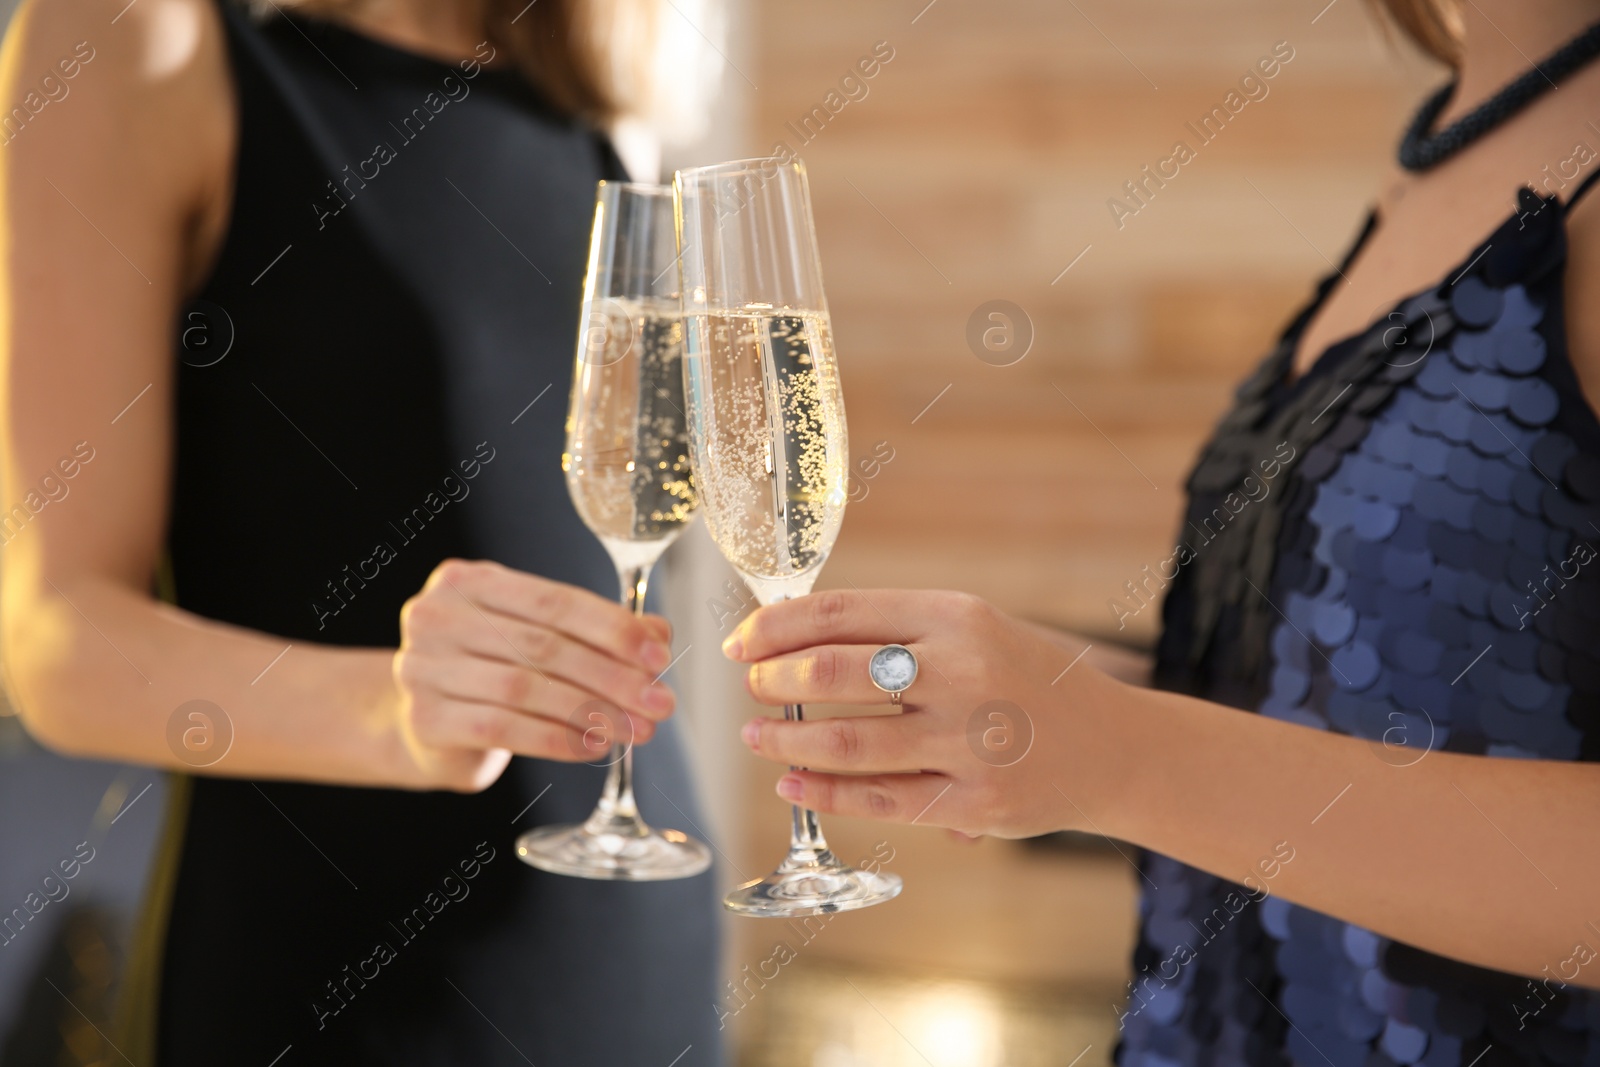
xmin=1561 ymin=183 xmax=1600 ymax=418
xmin=0 ymin=0 xmax=234 ymax=244
xmin=0 ymin=0 xmax=237 ymax=588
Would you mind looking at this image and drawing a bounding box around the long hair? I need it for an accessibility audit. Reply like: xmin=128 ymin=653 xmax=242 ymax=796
xmin=258 ymin=0 xmax=717 ymax=131
xmin=1371 ymin=0 xmax=1465 ymax=66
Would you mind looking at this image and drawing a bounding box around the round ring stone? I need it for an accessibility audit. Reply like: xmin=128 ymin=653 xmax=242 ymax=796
xmin=868 ymin=644 xmax=918 ymax=694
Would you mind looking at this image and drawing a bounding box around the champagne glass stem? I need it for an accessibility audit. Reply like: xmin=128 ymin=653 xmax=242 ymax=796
xmin=596 ymin=562 xmax=651 ymax=823
xmin=785 ymin=702 xmax=829 ymax=856
xmin=516 ymin=543 xmax=709 ymax=880
xmin=775 ymin=595 xmax=828 ymax=856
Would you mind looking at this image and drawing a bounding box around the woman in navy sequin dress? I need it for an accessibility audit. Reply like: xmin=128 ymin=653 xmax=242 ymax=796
xmin=724 ymin=1 xmax=1600 ymax=1065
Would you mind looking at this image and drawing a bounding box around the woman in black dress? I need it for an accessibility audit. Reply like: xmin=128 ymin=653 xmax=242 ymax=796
xmin=727 ymin=1 xmax=1600 ymax=1064
xmin=0 ymin=0 xmax=718 ymax=1063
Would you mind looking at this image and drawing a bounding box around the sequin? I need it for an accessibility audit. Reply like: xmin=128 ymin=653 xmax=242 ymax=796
xmin=1351 ymin=501 xmax=1399 ymax=541
xmin=1390 ymin=511 xmax=1431 ymax=551
xmin=1343 ymin=926 xmax=1382 ymax=968
xmin=1456 ymin=571 xmax=1492 ymax=617
xmin=1315 ymin=601 xmax=1359 ymax=645
xmin=1477 ymin=460 xmax=1516 ymax=504
xmin=1498 ymin=284 xmax=1544 ymax=330
xmin=1332 ymin=642 xmax=1382 ymax=690
xmin=1361 ymin=969 xmax=1393 ymax=1015
xmin=1373 ymin=465 xmax=1420 ymax=506
xmin=1272 ymin=663 xmax=1311 ymax=705
xmin=1427 ymin=363 xmax=1465 ymax=404
xmin=1470 ymin=498 xmax=1515 ymax=543
xmin=1382 ymin=1018 xmax=1430 ymax=1064
xmin=1449 ymin=333 xmax=1489 ymax=370
xmin=1261 ymin=895 xmax=1292 ymax=940
xmin=1507 ymin=477 xmax=1546 ymax=523
xmin=1341 ymin=1000 xmax=1388 ymax=1042
xmin=1495 ymin=331 xmax=1548 ymax=375
xmin=1394 ymin=630 xmax=1445 ymax=673
xmin=1451 ymin=276 xmax=1502 ymax=327
xmin=1414 ymin=438 xmax=1452 ymax=479
xmin=1444 ymin=449 xmax=1479 ymax=492
xmin=1383 ymin=547 xmax=1433 ymax=590
xmin=1532 ymin=433 xmax=1578 ymax=478
xmin=1435 ymin=401 xmax=1476 ymax=442
xmin=1459 ymin=372 xmax=1510 ymax=411
xmin=1467 ymin=412 xmax=1517 ymax=458
xmin=1499 ymin=668 xmax=1555 ymax=712
xmin=1508 ymin=378 xmax=1560 ymax=426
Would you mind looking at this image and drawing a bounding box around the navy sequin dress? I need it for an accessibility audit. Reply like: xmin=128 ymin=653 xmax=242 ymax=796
xmin=1122 ymin=176 xmax=1600 ymax=1067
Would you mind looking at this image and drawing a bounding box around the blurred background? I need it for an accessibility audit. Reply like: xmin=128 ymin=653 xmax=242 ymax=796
xmin=0 ymin=0 xmax=1442 ymax=1063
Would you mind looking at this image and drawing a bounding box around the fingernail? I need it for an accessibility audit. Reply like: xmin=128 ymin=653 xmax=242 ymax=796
xmin=776 ymin=774 xmax=803 ymax=802
xmin=641 ymin=684 xmax=675 ymax=715
xmin=721 ymin=631 xmax=743 ymax=659
xmin=642 ymin=641 xmax=671 ymax=672
xmin=741 ymin=719 xmax=761 ymax=749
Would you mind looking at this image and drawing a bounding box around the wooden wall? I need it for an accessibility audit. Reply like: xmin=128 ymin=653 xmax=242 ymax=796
xmin=731 ymin=0 xmax=1442 ymax=646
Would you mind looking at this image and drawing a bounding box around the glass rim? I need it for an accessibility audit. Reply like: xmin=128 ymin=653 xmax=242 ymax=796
xmin=595 ymin=179 xmax=672 ymax=195
xmin=674 ymin=156 xmax=807 ymax=180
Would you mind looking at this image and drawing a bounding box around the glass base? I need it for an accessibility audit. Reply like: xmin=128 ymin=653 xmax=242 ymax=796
xmin=723 ymin=847 xmax=903 ymax=917
xmin=516 ymin=818 xmax=712 ymax=882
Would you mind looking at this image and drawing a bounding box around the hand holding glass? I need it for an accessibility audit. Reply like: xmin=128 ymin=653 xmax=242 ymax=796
xmin=515 ymin=182 xmax=712 ymax=881
xmin=675 ymin=158 xmax=903 ymax=915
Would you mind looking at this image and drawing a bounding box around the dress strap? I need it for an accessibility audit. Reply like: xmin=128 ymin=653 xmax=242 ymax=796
xmin=1564 ymin=167 xmax=1600 ymax=213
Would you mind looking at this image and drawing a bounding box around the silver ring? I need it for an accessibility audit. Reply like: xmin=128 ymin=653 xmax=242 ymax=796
xmin=868 ymin=644 xmax=918 ymax=706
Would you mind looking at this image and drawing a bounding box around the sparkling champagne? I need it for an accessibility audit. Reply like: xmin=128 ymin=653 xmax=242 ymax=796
xmin=682 ymin=307 xmax=848 ymax=601
xmin=564 ymin=297 xmax=697 ymax=568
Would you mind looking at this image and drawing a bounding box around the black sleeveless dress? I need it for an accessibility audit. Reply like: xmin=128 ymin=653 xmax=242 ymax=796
xmin=1124 ymin=177 xmax=1600 ymax=1067
xmin=140 ymin=5 xmax=720 ymax=1064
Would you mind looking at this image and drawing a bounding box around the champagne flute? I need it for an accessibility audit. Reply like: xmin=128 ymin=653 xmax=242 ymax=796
xmin=515 ymin=181 xmax=712 ymax=881
xmin=674 ymin=157 xmax=903 ymax=916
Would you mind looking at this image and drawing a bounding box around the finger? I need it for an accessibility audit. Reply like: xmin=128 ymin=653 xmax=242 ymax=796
xmin=644 ymin=614 xmax=672 ymax=643
xmin=445 ymin=611 xmax=675 ymax=721
xmin=745 ymin=644 xmax=910 ymax=706
xmin=774 ymin=770 xmax=954 ymax=825
xmin=404 ymin=653 xmax=658 ymax=745
xmin=741 ymin=713 xmax=930 ymax=773
xmin=417 ymin=699 xmax=606 ymax=762
xmin=724 ymin=588 xmax=956 ymax=662
xmin=433 ymin=560 xmax=672 ymax=672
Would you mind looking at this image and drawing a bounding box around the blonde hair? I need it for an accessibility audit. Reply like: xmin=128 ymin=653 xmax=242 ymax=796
xmin=1371 ymin=0 xmax=1465 ymax=66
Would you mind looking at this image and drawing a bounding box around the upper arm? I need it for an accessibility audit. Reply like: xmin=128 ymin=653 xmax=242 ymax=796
xmin=0 ymin=0 xmax=232 ymax=606
xmin=1563 ymin=186 xmax=1600 ymax=416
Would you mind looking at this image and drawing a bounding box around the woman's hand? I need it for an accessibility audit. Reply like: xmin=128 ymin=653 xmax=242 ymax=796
xmin=724 ymin=589 xmax=1123 ymax=838
xmin=394 ymin=559 xmax=677 ymax=792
